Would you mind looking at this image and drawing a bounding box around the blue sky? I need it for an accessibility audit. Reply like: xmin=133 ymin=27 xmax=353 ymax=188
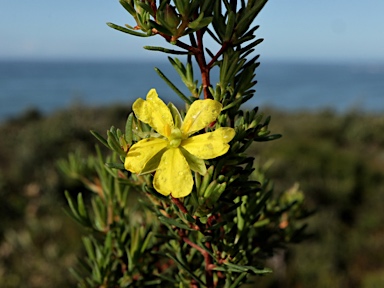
xmin=0 ymin=0 xmax=383 ymax=62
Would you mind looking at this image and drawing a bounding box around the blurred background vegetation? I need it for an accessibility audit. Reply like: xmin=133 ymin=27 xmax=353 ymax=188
xmin=0 ymin=105 xmax=383 ymax=288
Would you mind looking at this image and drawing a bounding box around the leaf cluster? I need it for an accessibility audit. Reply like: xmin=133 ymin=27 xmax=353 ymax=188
xmin=61 ymin=0 xmax=311 ymax=287
xmin=61 ymin=143 xmax=310 ymax=287
xmin=109 ymin=0 xmax=215 ymax=42
xmin=61 ymin=103 xmax=310 ymax=287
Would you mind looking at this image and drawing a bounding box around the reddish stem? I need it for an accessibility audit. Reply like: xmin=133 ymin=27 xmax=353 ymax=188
xmin=171 ymin=196 xmax=189 ymax=214
xmin=204 ymin=241 xmax=214 ymax=287
xmin=207 ymin=41 xmax=230 ymax=69
xmin=183 ymin=237 xmax=215 ymax=288
xmin=173 ymin=196 xmax=215 ymax=287
xmin=171 ymin=197 xmax=203 ymax=231
xmin=183 ymin=237 xmax=206 ymax=255
xmin=195 ymin=29 xmax=212 ymax=99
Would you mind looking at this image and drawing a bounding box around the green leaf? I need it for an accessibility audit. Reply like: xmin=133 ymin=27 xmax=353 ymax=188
xmin=140 ymin=231 xmax=153 ymax=254
xmin=166 ymin=253 xmax=206 ymax=286
xmin=169 ymin=57 xmax=187 ymax=77
xmin=206 ymin=27 xmax=222 ymax=44
xmin=156 ymin=9 xmax=178 ymax=35
xmin=202 ymin=179 xmax=217 ymax=199
xmin=198 ymin=165 xmax=214 ymax=197
xmin=229 ymin=272 xmax=247 ymax=288
xmin=107 ymin=131 xmax=126 ymax=156
xmin=144 ymin=46 xmax=190 ymax=55
xmin=119 ymin=0 xmax=136 ymax=17
xmin=154 ymin=67 xmax=192 ymax=104
xmin=90 ymin=130 xmax=110 ymax=149
xmin=107 ymin=22 xmax=152 ymax=37
xmin=207 ymin=182 xmax=227 ymax=204
xmin=158 ymin=216 xmax=193 ymax=230
xmin=168 ymin=102 xmax=183 ymax=129
xmin=194 ymin=171 xmax=202 ymax=191
xmin=184 ymin=212 xmax=196 ymax=224
xmin=140 ymin=147 xmax=167 ymax=174
xmin=179 ymin=147 xmax=207 ymax=176
xmin=149 ymin=19 xmax=173 ymax=36
xmin=239 ymin=38 xmax=263 ymax=55
xmin=64 ymin=191 xmax=81 ymax=221
xmin=136 ymin=1 xmax=153 ymax=16
xmin=91 ymin=197 xmax=106 ymax=231
xmin=253 ymin=218 xmax=270 ymax=228
xmin=187 ymin=11 xmax=205 ymax=29
xmin=155 ymin=273 xmax=179 ymax=284
xmin=82 ymin=236 xmax=96 ymax=262
xmin=200 ymin=235 xmax=212 ymax=242
xmin=125 ymin=112 xmax=134 ymax=145
xmin=185 ymin=61 xmax=194 ymax=83
xmin=77 ymin=193 xmax=88 ymax=218
xmin=105 ymin=162 xmax=125 ymax=170
xmin=209 ymin=220 xmax=227 ymax=230
xmin=188 ymin=17 xmax=213 ymax=30
xmin=236 ymin=0 xmax=268 ymax=36
xmin=222 ymin=96 xmax=243 ymax=111
xmin=224 ymin=10 xmax=236 ymax=41
xmin=223 ymin=262 xmax=272 ymax=274
xmin=254 ymin=134 xmax=282 ymax=142
xmin=212 ymin=1 xmax=225 ymax=40
xmin=174 ymin=0 xmax=187 ymax=15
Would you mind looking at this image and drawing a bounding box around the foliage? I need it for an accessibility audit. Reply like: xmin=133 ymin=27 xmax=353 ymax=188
xmin=4 ymin=1 xmax=382 ymax=288
xmin=0 ymin=107 xmax=384 ymax=287
xmin=59 ymin=0 xmax=310 ymax=287
xmin=254 ymin=110 xmax=384 ymax=288
xmin=0 ymin=106 xmax=130 ymax=288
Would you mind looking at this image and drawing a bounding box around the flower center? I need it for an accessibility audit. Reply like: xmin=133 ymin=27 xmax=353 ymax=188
xmin=169 ymin=128 xmax=182 ymax=148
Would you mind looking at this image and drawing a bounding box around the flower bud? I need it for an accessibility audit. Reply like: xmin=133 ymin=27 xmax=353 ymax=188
xmin=164 ymin=4 xmax=181 ymax=30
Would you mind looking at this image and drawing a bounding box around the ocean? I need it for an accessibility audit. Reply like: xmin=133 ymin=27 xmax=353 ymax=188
xmin=0 ymin=60 xmax=383 ymax=121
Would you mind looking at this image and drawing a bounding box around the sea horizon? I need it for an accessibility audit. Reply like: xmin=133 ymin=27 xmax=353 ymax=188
xmin=1 ymin=59 xmax=383 ymax=121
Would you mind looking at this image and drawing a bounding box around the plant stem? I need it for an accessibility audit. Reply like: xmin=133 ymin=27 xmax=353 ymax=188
xmin=207 ymin=41 xmax=230 ymax=69
xmin=183 ymin=237 xmax=215 ymax=288
xmin=171 ymin=196 xmax=189 ymax=214
xmin=195 ymin=29 xmax=211 ymax=99
xmin=171 ymin=197 xmax=203 ymax=231
xmin=204 ymin=241 xmax=214 ymax=288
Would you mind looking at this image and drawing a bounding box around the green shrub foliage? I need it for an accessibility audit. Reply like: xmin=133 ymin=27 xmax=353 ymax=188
xmin=60 ymin=1 xmax=310 ymax=287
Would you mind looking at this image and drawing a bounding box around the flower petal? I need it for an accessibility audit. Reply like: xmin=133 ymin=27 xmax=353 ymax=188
xmin=153 ymin=148 xmax=193 ymax=198
xmin=181 ymin=127 xmax=236 ymax=159
xmin=181 ymin=99 xmax=222 ymax=136
xmin=133 ymin=89 xmax=174 ymax=138
xmin=125 ymin=138 xmax=168 ymax=174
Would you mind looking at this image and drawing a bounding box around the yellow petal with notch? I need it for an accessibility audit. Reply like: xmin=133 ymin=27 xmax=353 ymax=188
xmin=125 ymin=137 xmax=168 ymax=174
xmin=153 ymin=148 xmax=193 ymax=198
xmin=133 ymin=89 xmax=174 ymax=138
xmin=181 ymin=99 xmax=222 ymax=136
xmin=181 ymin=127 xmax=235 ymax=159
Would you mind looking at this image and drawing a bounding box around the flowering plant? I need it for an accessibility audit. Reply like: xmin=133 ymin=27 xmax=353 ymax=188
xmin=61 ymin=1 xmax=310 ymax=287
xmin=125 ymin=89 xmax=235 ymax=198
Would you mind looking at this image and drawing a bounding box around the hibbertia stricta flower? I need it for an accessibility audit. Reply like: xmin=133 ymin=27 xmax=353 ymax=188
xmin=124 ymin=89 xmax=235 ymax=198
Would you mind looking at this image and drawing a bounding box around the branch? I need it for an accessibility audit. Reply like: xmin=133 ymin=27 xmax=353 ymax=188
xmin=155 ymin=30 xmax=197 ymax=53
xmin=204 ymin=241 xmax=214 ymax=287
xmin=183 ymin=237 xmax=215 ymax=288
xmin=183 ymin=237 xmax=206 ymax=255
xmin=207 ymin=41 xmax=230 ymax=69
xmin=171 ymin=197 xmax=204 ymax=231
xmin=171 ymin=196 xmax=189 ymax=214
xmin=195 ymin=28 xmax=212 ymax=99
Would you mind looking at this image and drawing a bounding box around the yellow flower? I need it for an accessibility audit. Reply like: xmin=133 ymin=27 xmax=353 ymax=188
xmin=125 ymin=89 xmax=235 ymax=198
